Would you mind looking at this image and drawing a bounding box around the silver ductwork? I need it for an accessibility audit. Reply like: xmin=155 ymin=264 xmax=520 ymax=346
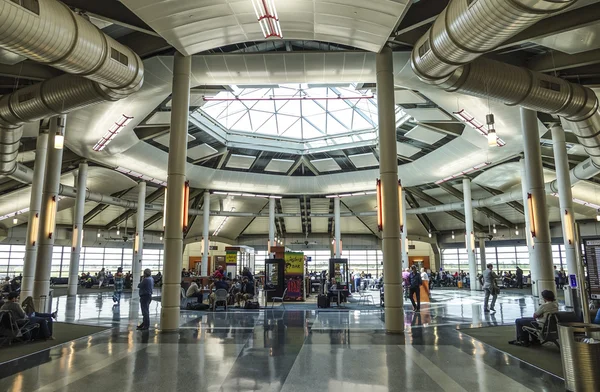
xmin=411 ymin=0 xmax=600 ymax=179
xmin=0 ymin=0 xmax=144 ymax=179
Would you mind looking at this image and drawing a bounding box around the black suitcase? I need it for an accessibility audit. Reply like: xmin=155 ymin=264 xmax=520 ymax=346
xmin=317 ymin=294 xmax=330 ymax=308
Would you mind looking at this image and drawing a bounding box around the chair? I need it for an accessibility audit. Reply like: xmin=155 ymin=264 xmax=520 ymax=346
xmin=212 ymin=289 xmax=228 ymax=311
xmin=0 ymin=310 xmax=39 ymax=346
xmin=271 ymin=288 xmax=288 ymax=309
xmin=522 ymin=313 xmax=560 ymax=348
xmin=357 ymin=287 xmax=374 ymax=306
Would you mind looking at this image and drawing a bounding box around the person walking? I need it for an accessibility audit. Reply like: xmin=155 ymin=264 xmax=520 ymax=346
xmin=408 ymin=265 xmax=422 ymax=312
xmin=483 ymin=263 xmax=499 ymax=313
xmin=516 ymin=266 xmax=523 ymax=289
xmin=97 ymin=267 xmax=106 ymax=288
xmin=113 ymin=267 xmax=124 ymax=305
xmin=137 ymin=268 xmax=154 ymax=331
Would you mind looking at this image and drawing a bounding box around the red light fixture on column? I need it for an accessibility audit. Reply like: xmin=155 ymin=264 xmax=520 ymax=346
xmin=182 ymin=181 xmax=190 ymax=232
xmin=398 ymin=180 xmax=404 ymax=233
xmin=376 ymin=179 xmax=383 ymax=231
xmin=527 ymin=193 xmax=536 ymax=238
xmin=251 ymin=0 xmax=282 ymax=39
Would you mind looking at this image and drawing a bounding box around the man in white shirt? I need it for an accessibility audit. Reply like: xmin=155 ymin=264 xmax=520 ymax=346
xmin=509 ymin=290 xmax=559 ymax=347
xmin=186 ymin=279 xmax=204 ymax=302
xmin=482 ymin=264 xmax=498 ymax=313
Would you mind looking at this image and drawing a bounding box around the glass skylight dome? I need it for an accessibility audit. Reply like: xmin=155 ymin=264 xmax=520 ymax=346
xmin=193 ymin=84 xmax=409 ymax=155
xmin=201 ymin=84 xmax=381 ymax=139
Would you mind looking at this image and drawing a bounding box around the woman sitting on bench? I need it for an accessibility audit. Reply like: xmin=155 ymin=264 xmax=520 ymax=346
xmin=509 ymin=290 xmax=558 ymax=347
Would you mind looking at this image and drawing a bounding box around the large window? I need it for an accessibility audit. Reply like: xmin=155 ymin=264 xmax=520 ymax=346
xmin=0 ymin=244 xmax=163 ymax=278
xmin=442 ymin=241 xmax=569 ymax=274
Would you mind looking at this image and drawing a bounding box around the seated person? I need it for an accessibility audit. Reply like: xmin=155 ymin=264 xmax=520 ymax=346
xmin=1 ymin=292 xmax=53 ymax=340
xmin=236 ymin=277 xmax=255 ymax=307
xmin=228 ymin=278 xmax=241 ymax=305
xmin=213 ymin=266 xmax=225 ymax=279
xmin=509 ymin=290 xmax=558 ymax=347
xmin=209 ymin=276 xmax=230 ymax=307
xmin=185 ymin=279 xmax=204 ymax=302
xmin=1 ymin=276 xmax=10 ymax=293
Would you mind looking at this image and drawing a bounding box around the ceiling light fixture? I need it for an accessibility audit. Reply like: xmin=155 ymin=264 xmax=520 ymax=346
xmin=116 ymin=228 xmax=120 ymax=236
xmin=597 ymin=209 xmax=600 ymax=222
xmin=486 ymin=114 xmax=497 ymax=147
xmin=93 ymin=114 xmax=134 ymax=152
xmin=54 ymin=130 xmax=64 ymax=150
xmin=12 ymin=215 xmax=18 ymax=225
xmin=451 ymin=231 xmax=455 ymax=239
xmin=428 ymin=231 xmax=432 ymax=238
xmin=251 ymin=0 xmax=283 ymax=39
xmin=515 ymin=226 xmax=519 ymax=236
xmin=454 ymin=109 xmax=505 ymax=147
xmin=493 ymin=224 xmax=497 ymax=234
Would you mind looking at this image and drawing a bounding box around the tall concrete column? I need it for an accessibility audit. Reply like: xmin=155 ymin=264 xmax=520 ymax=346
xmin=21 ymin=128 xmax=48 ymax=299
xmin=401 ymin=190 xmax=408 ymax=269
xmin=376 ymin=46 xmax=403 ymax=333
xmin=479 ymin=238 xmax=487 ymax=273
xmin=463 ymin=179 xmax=478 ymax=291
xmin=161 ymin=53 xmax=191 ymax=332
xmin=334 ymin=197 xmax=341 ymax=257
xmin=521 ymin=108 xmax=556 ymax=300
xmin=201 ymin=191 xmax=210 ymax=276
xmin=551 ymin=124 xmax=589 ymax=321
xmin=67 ymin=161 xmax=88 ymax=296
xmin=132 ymin=181 xmax=146 ymax=292
xmin=268 ymin=197 xmax=275 ymax=249
xmin=33 ymin=115 xmax=66 ymax=311
xmin=520 ymin=158 xmax=537 ymax=296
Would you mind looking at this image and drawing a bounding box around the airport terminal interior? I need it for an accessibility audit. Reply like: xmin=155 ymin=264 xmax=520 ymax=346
xmin=1 ymin=0 xmax=600 ymax=391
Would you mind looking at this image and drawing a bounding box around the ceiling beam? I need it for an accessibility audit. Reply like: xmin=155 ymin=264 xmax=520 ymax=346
xmin=103 ymin=186 xmax=165 ymax=230
xmin=438 ymin=183 xmax=514 ymax=228
xmin=477 ymin=185 xmax=525 ymax=215
xmin=497 ymin=2 xmax=600 ymax=50
xmin=529 ymin=48 xmax=600 ymax=73
xmin=135 ymin=126 xmax=170 ymax=141
xmin=117 ymin=31 xmax=172 ymax=58
xmin=83 ymin=187 xmax=134 ymax=224
xmin=0 ymin=62 xmax=62 ymax=81
xmin=183 ymin=192 xmax=205 ymax=239
xmin=340 ymin=200 xmax=379 ymax=237
xmin=408 ymin=187 xmax=486 ymax=232
xmin=60 ymin=0 xmax=153 ymax=32
xmin=404 ymin=190 xmax=437 ymax=233
xmin=301 ymin=157 xmax=320 ymax=176
xmin=394 ymin=0 xmax=448 ymax=35
xmin=144 ymin=212 xmax=163 ymax=229
xmin=191 ymin=147 xmax=227 ymax=165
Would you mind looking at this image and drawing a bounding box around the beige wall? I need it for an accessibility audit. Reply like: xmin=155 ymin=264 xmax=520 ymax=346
xmin=407 ymin=241 xmax=437 ymax=270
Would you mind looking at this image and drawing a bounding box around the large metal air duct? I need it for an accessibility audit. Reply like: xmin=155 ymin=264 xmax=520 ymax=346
xmin=0 ymin=0 xmax=144 ymax=178
xmin=411 ymin=0 xmax=600 ymax=170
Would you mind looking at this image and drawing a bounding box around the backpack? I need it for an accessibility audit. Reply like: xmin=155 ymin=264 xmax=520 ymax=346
xmin=244 ymin=301 xmax=260 ymax=309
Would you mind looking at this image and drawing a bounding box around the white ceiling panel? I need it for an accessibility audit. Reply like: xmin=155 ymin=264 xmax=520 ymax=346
xmin=404 ymin=125 xmax=446 ymax=145
xmin=310 ymin=217 xmax=329 ymax=233
xmin=121 ymin=0 xmax=411 ymax=55
xmin=403 ymin=108 xmax=453 ymax=122
xmin=394 ymin=90 xmax=427 ymax=105
xmin=348 ymin=153 xmax=379 ymax=168
xmin=281 ymin=198 xmax=303 ymax=233
xmin=264 ymin=159 xmax=295 ymax=173
xmin=311 ymin=158 xmax=341 ymax=173
xmin=187 ymin=143 xmax=218 ymax=160
xmin=241 ymin=217 xmax=270 ymax=235
xmin=531 ymin=22 xmax=600 ymax=54
xmin=226 ymin=154 xmax=256 ymax=170
xmin=396 ymin=142 xmax=421 ymax=158
xmin=155 ymin=133 xmax=196 ymax=148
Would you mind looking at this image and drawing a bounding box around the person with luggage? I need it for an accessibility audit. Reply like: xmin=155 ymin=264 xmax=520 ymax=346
xmin=236 ymin=277 xmax=255 ymax=307
xmin=1 ymin=292 xmax=53 ymax=340
xmin=408 ymin=266 xmax=422 ymax=312
xmin=97 ymin=268 xmax=106 ymax=288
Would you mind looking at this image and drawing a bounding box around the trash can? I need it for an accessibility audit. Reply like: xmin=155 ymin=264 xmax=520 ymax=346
xmin=558 ymin=323 xmax=600 ymax=392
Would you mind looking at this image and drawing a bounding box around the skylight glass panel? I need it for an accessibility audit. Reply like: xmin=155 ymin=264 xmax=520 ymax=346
xmin=200 ymin=85 xmax=382 ymax=141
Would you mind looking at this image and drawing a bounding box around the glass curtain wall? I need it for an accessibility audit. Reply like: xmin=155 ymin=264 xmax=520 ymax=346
xmin=442 ymin=242 xmax=568 ymax=273
xmin=0 ymin=244 xmax=163 ymax=278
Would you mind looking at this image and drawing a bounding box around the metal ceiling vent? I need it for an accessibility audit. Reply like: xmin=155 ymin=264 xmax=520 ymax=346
xmin=410 ymin=0 xmax=600 ymax=169
xmin=0 ymin=0 xmax=144 ymax=181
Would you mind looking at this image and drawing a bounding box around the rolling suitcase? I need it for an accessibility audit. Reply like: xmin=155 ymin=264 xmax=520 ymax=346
xmin=317 ymin=294 xmax=330 ymax=308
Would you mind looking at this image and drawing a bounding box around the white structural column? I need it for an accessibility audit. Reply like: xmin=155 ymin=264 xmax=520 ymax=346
xmin=161 ymin=53 xmax=191 ymax=331
xmin=132 ymin=181 xmax=146 ymax=291
xmin=334 ymin=197 xmax=341 ymax=257
xmin=21 ymin=128 xmax=48 ymax=299
xmin=268 ymin=197 xmax=275 ymax=249
xmin=67 ymin=161 xmax=88 ymax=296
xmin=33 ymin=115 xmax=66 ymax=311
xmin=550 ymin=125 xmax=578 ymax=276
xmin=401 ymin=190 xmax=408 ymax=269
xmin=521 ymin=108 xmax=556 ymax=299
xmin=520 ymin=158 xmax=537 ymax=296
xmin=201 ymin=191 xmax=210 ymax=276
xmin=376 ymin=46 xmax=403 ymax=333
xmin=551 ymin=124 xmax=589 ymax=321
xmin=463 ymin=179 xmax=478 ymax=291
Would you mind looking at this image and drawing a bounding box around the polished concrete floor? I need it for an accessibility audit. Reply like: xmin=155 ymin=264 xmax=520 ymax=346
xmin=0 ymin=288 xmax=565 ymax=392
